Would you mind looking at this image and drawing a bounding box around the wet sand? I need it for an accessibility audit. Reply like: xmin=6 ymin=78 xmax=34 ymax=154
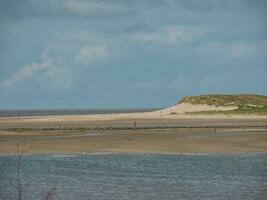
xmin=1 ymin=128 xmax=267 ymax=154
xmin=1 ymin=115 xmax=267 ymax=129
xmin=0 ymin=116 xmax=267 ymax=154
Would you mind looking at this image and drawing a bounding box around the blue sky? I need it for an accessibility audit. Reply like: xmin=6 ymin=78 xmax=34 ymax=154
xmin=0 ymin=0 xmax=267 ymax=109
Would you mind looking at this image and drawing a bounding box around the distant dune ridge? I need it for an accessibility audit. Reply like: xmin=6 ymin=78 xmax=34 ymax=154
xmin=157 ymin=94 xmax=267 ymax=116
xmin=178 ymin=94 xmax=267 ymax=106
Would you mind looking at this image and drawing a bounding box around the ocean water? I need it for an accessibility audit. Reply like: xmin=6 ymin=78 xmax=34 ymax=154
xmin=0 ymin=153 xmax=266 ymax=200
xmin=0 ymin=109 xmax=158 ymax=117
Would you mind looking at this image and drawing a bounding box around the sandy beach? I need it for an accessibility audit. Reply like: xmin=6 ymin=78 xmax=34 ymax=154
xmin=1 ymin=113 xmax=267 ymax=154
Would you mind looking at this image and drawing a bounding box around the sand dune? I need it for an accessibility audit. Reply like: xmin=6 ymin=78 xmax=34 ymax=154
xmin=151 ymin=103 xmax=238 ymax=115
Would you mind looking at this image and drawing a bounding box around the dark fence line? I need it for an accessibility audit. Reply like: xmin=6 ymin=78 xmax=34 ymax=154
xmin=3 ymin=124 xmax=267 ymax=132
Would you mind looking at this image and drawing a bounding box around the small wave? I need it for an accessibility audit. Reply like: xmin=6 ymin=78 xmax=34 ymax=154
xmin=49 ymin=154 xmax=78 ymax=158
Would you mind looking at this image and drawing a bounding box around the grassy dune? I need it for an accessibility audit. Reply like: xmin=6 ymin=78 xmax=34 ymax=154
xmin=179 ymin=94 xmax=267 ymax=115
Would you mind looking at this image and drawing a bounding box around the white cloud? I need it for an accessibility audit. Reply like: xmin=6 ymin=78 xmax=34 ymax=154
xmin=0 ymin=51 xmax=71 ymax=90
xmin=65 ymin=1 xmax=130 ymax=17
xmin=0 ymin=55 xmax=52 ymax=89
xmin=75 ymin=45 xmax=108 ymax=64
xmin=129 ymin=26 xmax=206 ymax=45
xmin=0 ymin=39 xmax=111 ymax=91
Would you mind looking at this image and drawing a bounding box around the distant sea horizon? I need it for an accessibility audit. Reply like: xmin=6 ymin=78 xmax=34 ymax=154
xmin=0 ymin=108 xmax=160 ymax=117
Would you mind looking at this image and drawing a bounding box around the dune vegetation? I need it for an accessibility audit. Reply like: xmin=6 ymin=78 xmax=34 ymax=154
xmin=178 ymin=94 xmax=267 ymax=115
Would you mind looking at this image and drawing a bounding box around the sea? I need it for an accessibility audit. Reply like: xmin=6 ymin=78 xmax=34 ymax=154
xmin=0 ymin=109 xmax=158 ymax=117
xmin=0 ymin=153 xmax=266 ymax=200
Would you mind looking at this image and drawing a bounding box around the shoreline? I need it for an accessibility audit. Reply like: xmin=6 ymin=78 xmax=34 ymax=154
xmin=1 ymin=151 xmax=267 ymax=156
xmin=1 ymin=112 xmax=267 ymax=120
xmin=1 ymin=114 xmax=267 ymax=129
xmin=1 ymin=113 xmax=267 ymax=155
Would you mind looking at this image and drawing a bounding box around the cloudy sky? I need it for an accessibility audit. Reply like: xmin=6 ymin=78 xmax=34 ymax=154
xmin=0 ymin=0 xmax=266 ymax=109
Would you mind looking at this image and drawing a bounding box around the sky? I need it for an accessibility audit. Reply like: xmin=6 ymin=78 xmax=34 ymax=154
xmin=0 ymin=0 xmax=267 ymax=109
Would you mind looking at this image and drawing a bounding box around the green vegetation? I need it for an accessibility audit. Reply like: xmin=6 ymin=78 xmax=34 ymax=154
xmin=179 ymin=94 xmax=267 ymax=106
xmin=179 ymin=94 xmax=267 ymax=115
xmin=186 ymin=106 xmax=267 ymax=115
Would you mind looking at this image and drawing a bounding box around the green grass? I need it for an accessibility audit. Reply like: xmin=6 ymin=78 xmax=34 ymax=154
xmin=186 ymin=105 xmax=267 ymax=115
xmin=179 ymin=94 xmax=267 ymax=107
xmin=178 ymin=94 xmax=267 ymax=115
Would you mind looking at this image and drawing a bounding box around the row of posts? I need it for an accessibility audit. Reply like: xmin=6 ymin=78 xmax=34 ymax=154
xmin=129 ymin=121 xmax=248 ymax=133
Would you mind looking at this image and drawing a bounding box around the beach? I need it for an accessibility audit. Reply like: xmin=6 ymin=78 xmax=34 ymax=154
xmin=1 ymin=114 xmax=267 ymax=154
